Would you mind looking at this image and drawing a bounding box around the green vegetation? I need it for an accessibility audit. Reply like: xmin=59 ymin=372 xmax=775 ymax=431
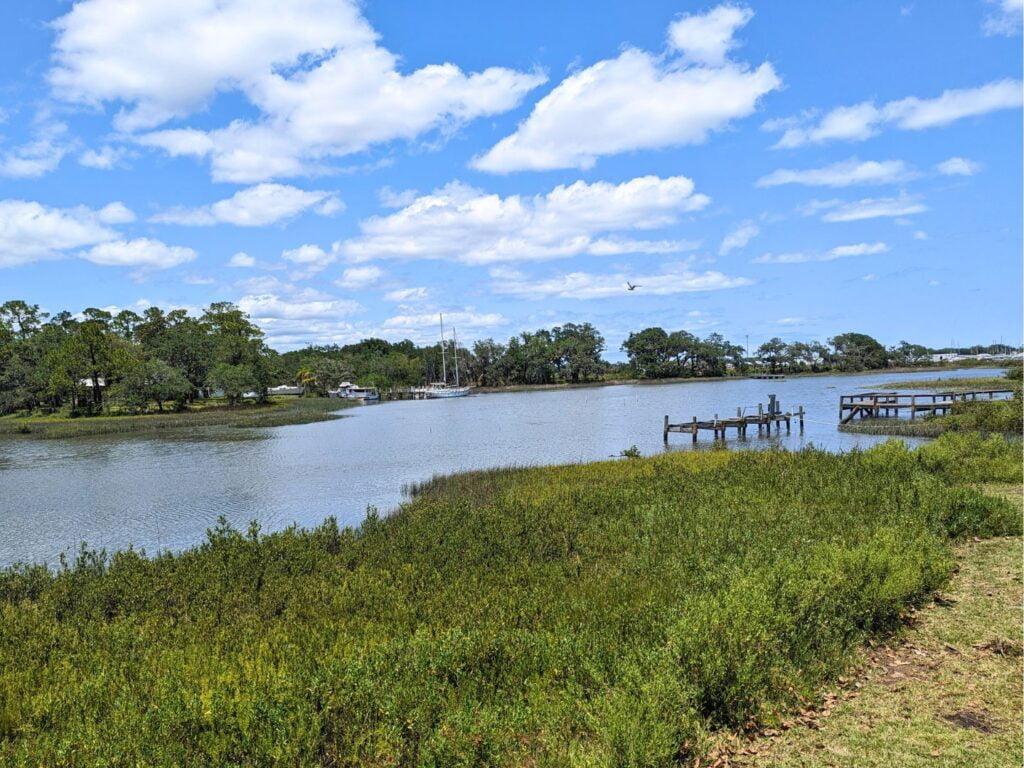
xmin=0 ymin=396 xmax=352 ymax=439
xmin=0 ymin=300 xmax=273 ymax=417
xmin=4 ymin=299 xmax=1019 ymax=401
xmin=861 ymin=376 xmax=1016 ymax=391
xmin=843 ymin=367 xmax=1022 ymax=439
xmin=732 ymin=531 xmax=1022 ymax=768
xmin=0 ymin=434 xmax=1019 ymax=766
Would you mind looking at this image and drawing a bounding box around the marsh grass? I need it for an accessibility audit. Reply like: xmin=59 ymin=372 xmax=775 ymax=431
xmin=0 ymin=435 xmax=1020 ymax=766
xmin=859 ymin=376 xmax=1017 ymax=392
xmin=0 ymin=396 xmax=353 ymax=439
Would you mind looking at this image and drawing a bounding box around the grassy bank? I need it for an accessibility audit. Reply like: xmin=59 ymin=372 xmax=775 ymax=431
xmin=860 ymin=376 xmax=1017 ymax=391
xmin=0 ymin=396 xmax=354 ymax=439
xmin=725 ymin=525 xmax=1022 ymax=768
xmin=0 ymin=433 xmax=1019 ymax=766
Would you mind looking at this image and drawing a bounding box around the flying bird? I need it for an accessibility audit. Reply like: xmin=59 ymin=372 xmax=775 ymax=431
xmin=626 ymin=282 xmax=640 ymax=291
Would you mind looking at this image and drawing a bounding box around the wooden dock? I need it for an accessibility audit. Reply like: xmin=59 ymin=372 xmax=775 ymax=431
xmin=750 ymin=373 xmax=786 ymax=380
xmin=664 ymin=395 xmax=805 ymax=443
xmin=839 ymin=389 xmax=1015 ymax=424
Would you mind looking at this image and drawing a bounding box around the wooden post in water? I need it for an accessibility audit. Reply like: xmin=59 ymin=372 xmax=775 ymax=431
xmin=758 ymin=402 xmax=764 ymax=434
xmin=692 ymin=416 xmax=698 ymax=444
xmin=663 ymin=414 xmax=669 ymax=443
xmin=910 ymin=395 xmax=916 ymax=419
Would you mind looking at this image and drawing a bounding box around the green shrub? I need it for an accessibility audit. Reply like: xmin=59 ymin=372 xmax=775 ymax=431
xmin=0 ymin=443 xmax=1018 ymax=766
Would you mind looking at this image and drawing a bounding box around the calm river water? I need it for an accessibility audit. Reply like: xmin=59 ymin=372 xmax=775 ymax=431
xmin=0 ymin=367 xmax=1004 ymax=566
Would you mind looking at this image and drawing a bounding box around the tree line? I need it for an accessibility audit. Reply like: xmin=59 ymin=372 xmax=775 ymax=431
xmin=0 ymin=300 xmax=270 ymax=415
xmin=1 ymin=299 xmax=1014 ymax=416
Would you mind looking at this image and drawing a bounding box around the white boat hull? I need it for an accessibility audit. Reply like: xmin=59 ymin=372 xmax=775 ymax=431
xmin=424 ymin=386 xmax=471 ymax=398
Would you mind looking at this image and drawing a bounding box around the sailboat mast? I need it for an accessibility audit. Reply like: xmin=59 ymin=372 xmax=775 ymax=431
xmin=439 ymin=313 xmax=447 ymax=385
xmin=453 ymin=327 xmax=461 ymax=387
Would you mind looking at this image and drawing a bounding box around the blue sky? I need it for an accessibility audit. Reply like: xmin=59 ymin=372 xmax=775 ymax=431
xmin=0 ymin=0 xmax=1021 ymax=358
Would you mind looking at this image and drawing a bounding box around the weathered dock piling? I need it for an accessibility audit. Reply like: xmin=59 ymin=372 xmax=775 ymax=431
xmin=664 ymin=395 xmax=805 ymax=443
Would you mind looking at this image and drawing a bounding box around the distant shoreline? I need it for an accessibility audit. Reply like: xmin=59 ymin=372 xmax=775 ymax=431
xmin=472 ymin=363 xmax=1008 ymax=395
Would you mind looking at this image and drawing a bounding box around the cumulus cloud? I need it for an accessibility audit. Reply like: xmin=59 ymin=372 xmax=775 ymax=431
xmin=151 ymin=183 xmax=342 ymax=226
xmin=757 ymin=158 xmax=916 ymax=187
xmin=343 ymin=175 xmax=708 ymax=265
xmin=808 ymin=194 xmax=927 ymax=223
xmin=335 ymin=265 xmax=383 ymax=289
xmin=766 ymin=79 xmax=1023 ymax=148
xmin=382 ymin=310 xmax=506 ymax=331
xmin=97 ymin=202 xmax=136 ymax=224
xmin=668 ymin=4 xmax=754 ymax=65
xmin=49 ymin=0 xmax=544 ymax=181
xmin=936 ymin=156 xmax=982 ymax=176
xmin=473 ymin=5 xmax=778 ymax=172
xmin=238 ymin=290 xmax=362 ymax=322
xmin=489 ymin=263 xmax=751 ymax=300
xmin=752 ymin=242 xmax=889 ymax=264
xmin=719 ymin=221 xmax=759 ymax=255
xmin=983 ymin=0 xmax=1023 ymax=35
xmin=82 ymin=238 xmax=196 ymax=269
xmin=0 ymin=200 xmax=114 ymax=266
xmin=228 ymin=252 xmax=255 ymax=268
xmin=282 ymin=242 xmax=339 ymax=278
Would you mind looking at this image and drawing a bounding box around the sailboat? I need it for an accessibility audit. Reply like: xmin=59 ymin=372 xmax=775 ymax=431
xmin=421 ymin=314 xmax=471 ymax=398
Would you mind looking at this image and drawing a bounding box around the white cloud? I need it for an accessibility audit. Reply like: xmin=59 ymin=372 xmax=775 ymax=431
xmin=384 ymin=286 xmax=430 ymax=302
xmin=238 ymin=290 xmax=362 ymax=322
xmin=936 ymin=156 xmax=982 ymax=176
xmin=753 ymin=242 xmax=889 ymax=264
xmin=282 ymin=242 xmax=339 ymax=278
xmin=82 ymin=238 xmax=196 ymax=269
xmin=97 ymin=202 xmax=136 ymax=224
xmin=719 ymin=220 xmax=759 ymax=255
xmin=489 ymin=263 xmax=751 ymax=300
xmin=0 ymin=199 xmax=121 ymax=266
xmin=473 ymin=6 xmax=779 ymax=172
xmin=79 ymin=145 xmax=129 ymax=169
xmin=151 ymin=183 xmax=342 ymax=226
xmin=812 ymin=193 xmax=927 ymax=223
xmin=378 ymin=186 xmax=419 ymax=208
xmin=757 ymin=158 xmax=916 ymax=187
xmin=667 ymin=4 xmax=754 ymax=66
xmin=382 ymin=310 xmax=507 ymax=331
xmin=983 ymin=0 xmax=1023 ymax=35
xmin=50 ymin=0 xmax=545 ymax=182
xmin=0 ymin=128 xmax=69 ymax=178
xmin=767 ymin=79 xmax=1023 ymax=148
xmin=228 ymin=252 xmax=255 ymax=268
xmin=335 ymin=265 xmax=383 ymax=289
xmin=343 ymin=176 xmax=708 ymax=265
xmin=913 ymin=230 xmax=928 ymax=240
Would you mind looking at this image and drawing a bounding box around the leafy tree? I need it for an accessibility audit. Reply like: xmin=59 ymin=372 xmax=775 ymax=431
xmin=622 ymin=327 xmax=672 ymax=378
xmin=552 ymin=323 xmax=605 ymax=383
xmin=756 ymin=337 xmax=789 ymax=373
xmin=829 ymin=332 xmax=889 ymax=372
xmin=116 ymin=359 xmax=192 ymax=412
xmin=208 ymin=363 xmax=261 ymax=406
